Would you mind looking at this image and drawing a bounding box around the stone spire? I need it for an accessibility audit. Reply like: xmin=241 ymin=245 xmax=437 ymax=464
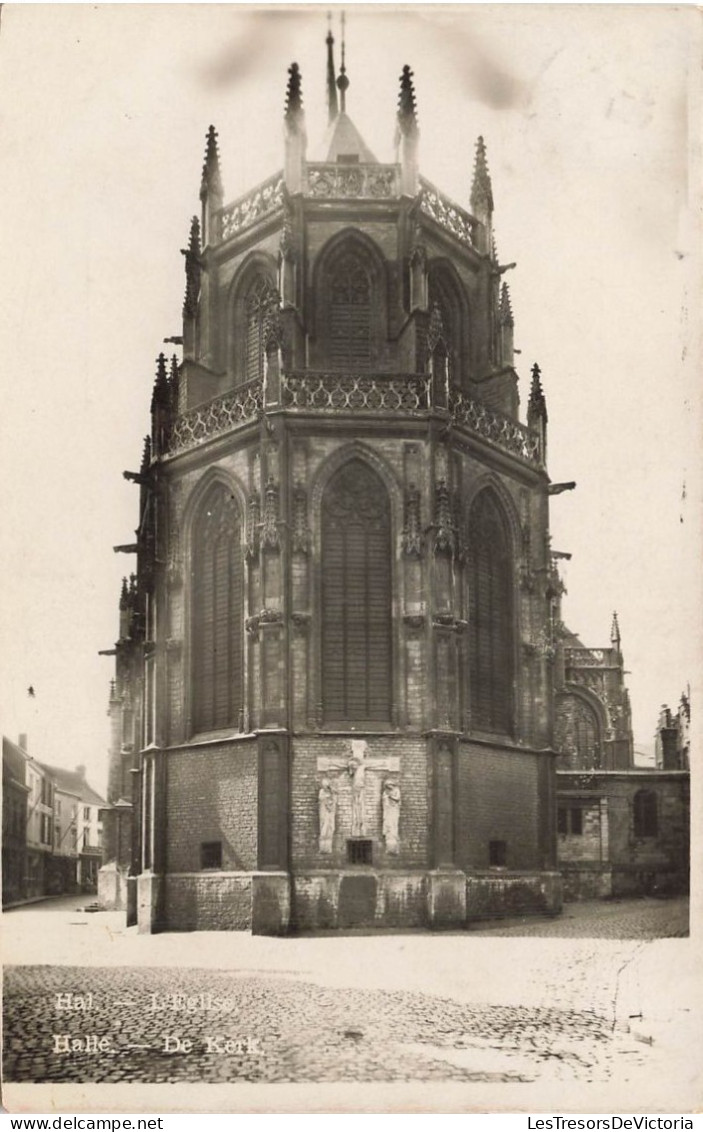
xmin=397 ymin=64 xmax=419 ymax=137
xmin=498 ymin=282 xmax=514 ymax=368
xmin=610 ymin=611 xmax=621 ymax=652
xmin=470 ymin=135 xmax=494 ymax=214
xmin=326 ymin=18 xmax=338 ymax=124
xmin=199 ymin=126 xmax=223 ymax=247
xmin=200 ymin=125 xmax=223 ymax=201
xmin=528 ymin=363 xmax=547 ymax=421
xmin=182 ymin=216 xmax=201 ymax=320
xmin=471 ymin=136 xmax=494 ymax=254
xmin=528 ymin=362 xmax=548 ymax=462
xmin=140 ymin=435 xmax=151 ymax=476
xmin=396 ymin=65 xmax=420 ymax=196
xmin=284 ymin=63 xmax=307 ymax=193
xmin=499 ymin=282 xmax=513 ymax=328
xmin=151 ymin=353 xmax=169 ymax=413
xmin=151 ymin=354 xmax=171 ymax=457
xmin=285 ymin=62 xmax=304 ymax=127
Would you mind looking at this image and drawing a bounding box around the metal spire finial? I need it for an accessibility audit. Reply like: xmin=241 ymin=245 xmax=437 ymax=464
xmin=326 ymin=11 xmax=338 ymax=123
xmin=336 ymin=11 xmax=349 ymax=113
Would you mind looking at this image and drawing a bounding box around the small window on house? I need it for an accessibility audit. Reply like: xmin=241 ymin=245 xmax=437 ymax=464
xmin=83 ymin=806 xmax=90 ymax=822
xmin=558 ymin=806 xmax=585 ymax=835
xmin=633 ymin=790 xmax=658 ymax=839
xmin=347 ymin=839 xmax=373 ymax=866
xmin=489 ymin=840 xmax=507 ymax=867
xmin=200 ymin=841 xmax=223 ymax=870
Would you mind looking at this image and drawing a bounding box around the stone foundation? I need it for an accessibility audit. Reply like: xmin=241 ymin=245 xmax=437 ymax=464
xmin=137 ymin=871 xmax=163 ymax=933
xmin=133 ymin=868 xmax=562 ymax=933
xmin=97 ymin=861 xmax=129 ymax=911
xmin=465 ymin=870 xmax=563 ymax=920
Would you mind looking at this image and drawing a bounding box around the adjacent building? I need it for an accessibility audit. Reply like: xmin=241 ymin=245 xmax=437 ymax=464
xmin=1 ymin=737 xmax=105 ymax=905
xmin=655 ymin=695 xmax=690 ymax=771
xmin=553 ymin=618 xmax=690 ymax=900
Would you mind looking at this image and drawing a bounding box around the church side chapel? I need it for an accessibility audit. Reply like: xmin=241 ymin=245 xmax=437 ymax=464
xmin=102 ymin=29 xmax=568 ymax=933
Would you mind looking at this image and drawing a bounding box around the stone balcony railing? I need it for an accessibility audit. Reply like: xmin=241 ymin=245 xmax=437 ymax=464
xmin=564 ymin=648 xmax=613 ymax=668
xmin=218 ymin=171 xmax=285 ymax=242
xmin=167 ymin=378 xmax=263 ymax=456
xmin=165 ymin=371 xmax=542 ymax=468
xmin=306 ymin=163 xmax=400 ymax=200
xmin=448 ymin=386 xmax=542 ymax=465
xmin=419 ymin=177 xmax=479 ymax=250
xmin=282 ymin=370 xmax=430 ymax=414
xmin=215 ymin=166 xmax=480 ymax=246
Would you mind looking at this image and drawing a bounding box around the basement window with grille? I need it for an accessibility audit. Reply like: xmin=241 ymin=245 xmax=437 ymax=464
xmin=489 ymin=840 xmax=507 ymax=867
xmin=200 ymin=841 xmax=223 ymax=870
xmin=347 ymin=839 xmax=373 ymax=866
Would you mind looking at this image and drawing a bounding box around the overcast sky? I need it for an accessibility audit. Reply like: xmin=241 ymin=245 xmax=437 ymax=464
xmin=0 ymin=4 xmax=699 ymax=790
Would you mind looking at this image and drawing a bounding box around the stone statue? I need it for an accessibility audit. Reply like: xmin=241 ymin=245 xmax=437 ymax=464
xmin=348 ymin=739 xmax=369 ymax=837
xmin=318 ymin=777 xmax=336 ymax=853
xmin=382 ymin=779 xmax=401 ymax=853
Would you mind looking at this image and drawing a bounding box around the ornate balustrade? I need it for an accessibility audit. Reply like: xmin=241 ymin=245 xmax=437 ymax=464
xmin=448 ymin=387 xmax=542 ymax=465
xmin=218 ymin=172 xmax=285 ymax=242
xmin=419 ymin=177 xmax=478 ymax=250
xmin=306 ymin=163 xmax=400 ymax=200
xmin=167 ymin=379 xmax=263 ymax=456
xmin=564 ymin=648 xmax=612 ymax=668
xmin=165 ymin=372 xmax=541 ymax=467
xmin=282 ymin=371 xmax=430 ymax=413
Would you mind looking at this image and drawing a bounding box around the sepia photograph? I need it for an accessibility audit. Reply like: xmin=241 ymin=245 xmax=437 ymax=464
xmin=1 ymin=2 xmax=701 ymax=1116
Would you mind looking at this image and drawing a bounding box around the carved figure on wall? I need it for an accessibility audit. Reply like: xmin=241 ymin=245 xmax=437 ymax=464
xmin=318 ymin=777 xmax=336 ymax=853
xmin=348 ymin=738 xmax=369 ymax=836
xmin=382 ymin=779 xmax=401 ymax=853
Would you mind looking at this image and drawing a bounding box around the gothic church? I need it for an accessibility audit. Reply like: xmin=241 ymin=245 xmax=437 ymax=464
xmin=103 ymin=36 xmax=565 ymax=932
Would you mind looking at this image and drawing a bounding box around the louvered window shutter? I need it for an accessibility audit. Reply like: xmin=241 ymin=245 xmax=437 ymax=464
xmin=329 ymin=254 xmax=371 ymax=371
xmin=322 ymin=460 xmax=392 ymax=723
xmin=192 ymin=486 xmax=244 ymax=732
xmin=467 ymin=493 xmax=513 ymax=733
xmin=245 ymin=277 xmax=275 ymax=383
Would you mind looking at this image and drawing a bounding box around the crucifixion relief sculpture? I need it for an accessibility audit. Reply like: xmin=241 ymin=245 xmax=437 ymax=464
xmin=316 ymin=739 xmax=402 ymax=852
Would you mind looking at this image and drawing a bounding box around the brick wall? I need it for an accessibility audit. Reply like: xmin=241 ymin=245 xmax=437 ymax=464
xmin=290 ymin=735 xmax=428 ymax=871
xmin=166 ymin=739 xmax=258 ymax=872
xmin=457 ymin=742 xmax=541 ymax=870
xmin=165 ymin=873 xmax=252 ymax=931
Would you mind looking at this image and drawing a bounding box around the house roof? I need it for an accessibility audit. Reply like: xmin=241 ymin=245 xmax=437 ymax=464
xmin=40 ymin=763 xmax=106 ymax=807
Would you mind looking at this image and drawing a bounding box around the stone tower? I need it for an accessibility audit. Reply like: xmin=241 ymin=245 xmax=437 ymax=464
xmin=110 ymin=41 xmax=563 ymax=933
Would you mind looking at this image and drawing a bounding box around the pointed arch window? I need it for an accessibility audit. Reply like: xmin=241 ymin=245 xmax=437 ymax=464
xmin=467 ymin=491 xmax=514 ymax=733
xmin=428 ymin=268 xmax=466 ymax=385
xmin=321 ymin=460 xmax=392 ymax=723
xmin=554 ymin=695 xmax=601 ymax=769
xmin=244 ymin=276 xmax=276 ymax=384
xmin=191 ymin=484 xmax=244 ymax=733
xmin=328 ymin=252 xmax=372 ymax=370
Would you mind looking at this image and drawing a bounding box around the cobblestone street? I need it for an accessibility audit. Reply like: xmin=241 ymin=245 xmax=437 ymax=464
xmin=3 ymin=896 xmax=700 ymax=1112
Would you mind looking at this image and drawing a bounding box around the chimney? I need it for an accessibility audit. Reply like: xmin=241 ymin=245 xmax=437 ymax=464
xmin=76 ymin=764 xmax=86 ymax=780
xmin=18 ymin=733 xmax=27 ymax=752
